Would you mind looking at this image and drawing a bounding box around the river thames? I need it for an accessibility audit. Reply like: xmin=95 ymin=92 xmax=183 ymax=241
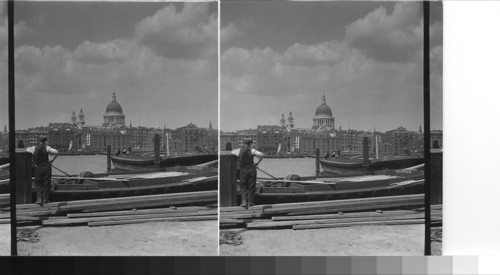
xmin=51 ymin=155 xmax=319 ymax=178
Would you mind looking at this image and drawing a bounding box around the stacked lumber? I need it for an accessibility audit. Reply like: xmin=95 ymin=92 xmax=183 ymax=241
xmin=0 ymin=194 xmax=9 ymax=208
xmin=220 ymin=194 xmax=425 ymax=230
xmin=430 ymin=204 xmax=442 ymax=226
xmin=5 ymin=190 xmax=217 ymax=227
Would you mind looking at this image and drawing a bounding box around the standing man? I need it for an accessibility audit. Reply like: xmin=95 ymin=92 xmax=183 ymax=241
xmin=26 ymin=136 xmax=58 ymax=205
xmin=231 ymin=138 xmax=263 ymax=208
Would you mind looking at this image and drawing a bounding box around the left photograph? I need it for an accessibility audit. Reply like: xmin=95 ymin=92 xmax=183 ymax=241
xmin=0 ymin=1 xmax=9 ymax=256
xmin=10 ymin=1 xmax=218 ymax=255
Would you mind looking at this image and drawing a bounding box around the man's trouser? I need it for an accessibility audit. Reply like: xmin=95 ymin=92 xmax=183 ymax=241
xmin=34 ymin=163 xmax=52 ymax=203
xmin=239 ymin=166 xmax=257 ymax=205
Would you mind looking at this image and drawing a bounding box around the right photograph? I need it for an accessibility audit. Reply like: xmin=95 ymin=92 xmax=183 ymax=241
xmin=219 ymin=1 xmax=442 ymax=256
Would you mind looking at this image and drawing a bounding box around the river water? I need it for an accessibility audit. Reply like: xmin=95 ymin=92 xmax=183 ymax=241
xmin=258 ymin=158 xmax=317 ymax=178
xmin=51 ymin=155 xmax=318 ymax=178
xmin=51 ymin=155 xmax=109 ymax=175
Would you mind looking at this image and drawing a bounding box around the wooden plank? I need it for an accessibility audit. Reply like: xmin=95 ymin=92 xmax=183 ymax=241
xmin=13 ymin=203 xmax=61 ymax=210
xmin=293 ymin=218 xmax=424 ymax=230
xmin=413 ymin=205 xmax=442 ymax=211
xmin=247 ymin=213 xmax=424 ymax=229
xmin=88 ymin=215 xmax=217 ymax=227
xmin=53 ymin=176 xmax=128 ymax=181
xmin=58 ymin=190 xmax=216 ymax=208
xmin=43 ymin=210 xmax=217 ymax=226
xmin=263 ymin=194 xmax=423 ymax=213
xmin=220 ymin=213 xmax=265 ymax=219
xmin=219 ymin=218 xmax=254 ymax=224
xmin=66 ymin=206 xmax=211 ymax=218
xmin=271 ymin=210 xmax=417 ymax=221
xmin=59 ymin=192 xmax=217 ymax=212
xmin=17 ymin=216 xmax=45 ymax=221
xmin=267 ymin=198 xmax=424 ymax=215
xmin=286 ymin=201 xmax=424 ymax=216
xmin=220 ymin=205 xmax=268 ymax=212
xmin=79 ymin=197 xmax=217 ymax=213
xmin=0 ymin=210 xmax=59 ymax=219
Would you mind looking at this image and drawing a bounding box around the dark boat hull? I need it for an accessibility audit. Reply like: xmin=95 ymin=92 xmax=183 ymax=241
xmin=111 ymin=154 xmax=217 ymax=171
xmin=47 ymin=166 xmax=217 ymax=201
xmin=254 ymin=170 xmax=425 ymax=204
xmin=256 ymin=181 xmax=424 ymax=204
xmin=319 ymin=157 xmax=424 ymax=174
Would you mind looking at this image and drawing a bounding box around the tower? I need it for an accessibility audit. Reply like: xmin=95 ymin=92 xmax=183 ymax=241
xmin=71 ymin=111 xmax=77 ymax=124
xmin=209 ymin=121 xmax=213 ymax=130
xmin=287 ymin=111 xmax=294 ymax=128
xmin=78 ymin=109 xmax=85 ymax=125
xmin=280 ymin=114 xmax=286 ymax=127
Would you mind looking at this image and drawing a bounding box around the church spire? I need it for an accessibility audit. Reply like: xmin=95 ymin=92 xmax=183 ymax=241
xmin=209 ymin=121 xmax=213 ymax=130
xmin=287 ymin=111 xmax=294 ymax=128
xmin=78 ymin=109 xmax=85 ymax=125
xmin=280 ymin=114 xmax=286 ymax=127
xmin=71 ymin=111 xmax=77 ymax=124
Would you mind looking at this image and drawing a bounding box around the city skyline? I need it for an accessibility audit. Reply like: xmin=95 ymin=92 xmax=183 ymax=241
xmin=221 ymin=1 xmax=443 ymax=132
xmin=11 ymin=2 xmax=218 ymax=130
xmin=8 ymin=91 xmax=216 ymax=131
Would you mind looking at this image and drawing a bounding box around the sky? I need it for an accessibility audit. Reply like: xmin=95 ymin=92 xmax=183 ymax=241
xmin=0 ymin=2 xmax=8 ymax=131
xmin=220 ymin=1 xmax=443 ymax=132
xmin=4 ymin=1 xmax=218 ymax=130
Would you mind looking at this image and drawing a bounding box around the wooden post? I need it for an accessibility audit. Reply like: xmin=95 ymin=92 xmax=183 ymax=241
xmin=15 ymin=149 xmax=32 ymax=204
xmin=220 ymin=151 xmax=237 ymax=207
xmin=363 ymin=137 xmax=369 ymax=169
xmin=106 ymin=145 xmax=111 ymax=174
xmin=154 ymin=133 xmax=161 ymax=168
xmin=315 ymin=147 xmax=320 ymax=177
xmin=430 ymin=149 xmax=443 ymax=205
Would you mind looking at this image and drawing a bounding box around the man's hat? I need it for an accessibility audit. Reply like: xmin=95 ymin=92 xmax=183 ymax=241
xmin=243 ymin=138 xmax=253 ymax=145
xmin=38 ymin=136 xmax=48 ymax=142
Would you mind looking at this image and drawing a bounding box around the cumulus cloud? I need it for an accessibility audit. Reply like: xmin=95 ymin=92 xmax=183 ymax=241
xmin=220 ymin=23 xmax=245 ymax=46
xmin=220 ymin=2 xmax=442 ymax=131
xmin=282 ymin=41 xmax=345 ymax=67
xmin=73 ymin=39 xmax=133 ymax=65
xmin=345 ymin=2 xmax=422 ymax=63
xmin=11 ymin=2 xmax=218 ymax=128
xmin=134 ymin=3 xmax=217 ymax=60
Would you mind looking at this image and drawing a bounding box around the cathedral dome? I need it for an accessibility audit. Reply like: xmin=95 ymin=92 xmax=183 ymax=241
xmin=105 ymin=92 xmax=123 ymax=114
xmin=314 ymin=94 xmax=333 ymax=117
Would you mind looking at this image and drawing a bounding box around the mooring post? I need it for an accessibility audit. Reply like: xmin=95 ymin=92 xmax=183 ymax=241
xmin=363 ymin=136 xmax=369 ymax=169
xmin=315 ymin=147 xmax=320 ymax=177
xmin=220 ymin=151 xmax=237 ymax=207
xmin=430 ymin=149 xmax=443 ymax=205
xmin=106 ymin=145 xmax=111 ymax=174
xmin=154 ymin=133 xmax=161 ymax=168
xmin=15 ymin=149 xmax=32 ymax=204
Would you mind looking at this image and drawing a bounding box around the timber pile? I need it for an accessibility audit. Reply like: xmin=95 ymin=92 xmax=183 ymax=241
xmin=0 ymin=194 xmax=9 ymax=208
xmin=0 ymin=190 xmax=217 ymax=227
xmin=220 ymin=194 xmax=425 ymax=230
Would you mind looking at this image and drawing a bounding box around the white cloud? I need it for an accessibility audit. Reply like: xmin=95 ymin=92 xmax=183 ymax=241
xmin=220 ymin=2 xmax=439 ymax=131
xmin=134 ymin=3 xmax=217 ymax=60
xmin=345 ymin=2 xmax=422 ymax=63
xmin=10 ymin=2 xmax=218 ymax=129
xmin=282 ymin=41 xmax=345 ymax=67
xmin=220 ymin=23 xmax=244 ymax=46
xmin=73 ymin=39 xmax=133 ymax=65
